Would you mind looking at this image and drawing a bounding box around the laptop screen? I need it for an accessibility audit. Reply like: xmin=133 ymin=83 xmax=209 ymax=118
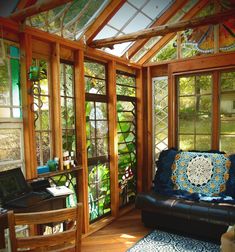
xmin=0 ymin=168 xmax=31 ymax=204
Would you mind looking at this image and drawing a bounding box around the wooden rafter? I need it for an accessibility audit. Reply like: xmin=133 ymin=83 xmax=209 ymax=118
xmin=138 ymin=0 xmax=209 ymax=65
xmin=89 ymin=8 xmax=235 ymax=49
xmin=85 ymin=0 xmax=126 ymax=45
xmin=10 ymin=0 xmax=73 ymax=21
xmin=123 ymin=0 xmax=188 ymax=59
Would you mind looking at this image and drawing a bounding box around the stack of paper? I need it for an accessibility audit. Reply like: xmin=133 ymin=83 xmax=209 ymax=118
xmin=46 ymin=186 xmax=74 ymax=196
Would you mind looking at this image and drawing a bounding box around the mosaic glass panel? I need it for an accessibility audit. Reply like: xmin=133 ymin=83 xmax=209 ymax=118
xmin=33 ymin=59 xmax=52 ymax=166
xmin=60 ymin=63 xmax=76 ymax=153
xmin=85 ymin=60 xmax=110 ymax=222
xmin=116 ymin=72 xmax=137 ymax=208
xmin=0 ymin=44 xmax=21 ymax=118
xmin=88 ymin=163 xmax=111 ymax=222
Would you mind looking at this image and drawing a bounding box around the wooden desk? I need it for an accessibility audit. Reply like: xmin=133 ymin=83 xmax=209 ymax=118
xmin=0 ymin=195 xmax=66 ymax=249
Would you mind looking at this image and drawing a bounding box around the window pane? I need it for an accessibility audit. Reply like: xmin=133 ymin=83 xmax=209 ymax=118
xmin=153 ymin=77 xmax=168 ymax=158
xmin=178 ymin=74 xmax=212 ymax=150
xmin=195 ymin=115 xmax=211 ymax=134
xmin=85 ymin=60 xmax=110 ymax=222
xmin=60 ymin=63 xmax=76 ymax=153
xmin=0 ymin=129 xmax=21 ymax=161
xmin=179 ymin=76 xmax=195 ymax=95
xmin=179 ymin=135 xmax=194 ymax=150
xmin=117 ymin=72 xmax=137 ymax=208
xmin=195 ymin=135 xmax=211 ymax=150
xmin=34 ymin=59 xmax=51 ymax=166
xmin=0 ymin=63 xmax=10 ymax=106
xmin=179 ymin=116 xmax=194 ymax=134
xmin=220 ymin=71 xmax=235 ymax=154
xmin=88 ymin=163 xmax=111 ymax=222
xmin=220 ymin=135 xmax=235 ymax=153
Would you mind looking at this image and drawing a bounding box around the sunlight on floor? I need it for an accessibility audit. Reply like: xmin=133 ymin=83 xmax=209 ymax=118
xmin=120 ymin=234 xmax=136 ymax=239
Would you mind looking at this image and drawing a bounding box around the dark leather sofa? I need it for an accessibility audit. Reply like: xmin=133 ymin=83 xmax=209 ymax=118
xmin=136 ymin=149 xmax=235 ymax=242
xmin=136 ymin=191 xmax=235 ymax=241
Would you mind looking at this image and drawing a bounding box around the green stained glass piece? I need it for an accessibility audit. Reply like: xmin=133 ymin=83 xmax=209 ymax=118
xmin=10 ymin=58 xmax=21 ymax=117
xmin=10 ymin=46 xmax=19 ymax=57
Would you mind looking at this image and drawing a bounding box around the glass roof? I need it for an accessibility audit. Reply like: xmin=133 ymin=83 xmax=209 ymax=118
xmin=131 ymin=0 xmax=199 ymax=62
xmin=26 ymin=0 xmax=110 ymax=40
xmin=95 ymin=0 xmax=175 ymax=56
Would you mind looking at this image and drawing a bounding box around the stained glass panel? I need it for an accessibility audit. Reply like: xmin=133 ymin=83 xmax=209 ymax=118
xmin=153 ymin=77 xmax=168 ymax=159
xmin=88 ymin=163 xmax=111 ymax=222
xmin=60 ymin=63 xmax=76 ymax=153
xmin=85 ymin=60 xmax=110 ymax=222
xmin=116 ymin=72 xmax=137 ymax=208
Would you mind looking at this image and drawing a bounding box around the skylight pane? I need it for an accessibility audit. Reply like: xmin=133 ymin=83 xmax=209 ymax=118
xmin=122 ymin=13 xmax=151 ymax=34
xmin=108 ymin=3 xmax=136 ymax=29
xmin=27 ymin=0 xmax=109 ymax=40
xmin=142 ymin=0 xmax=173 ymax=20
xmin=94 ymin=26 xmax=118 ymax=40
xmin=128 ymin=0 xmax=148 ymax=9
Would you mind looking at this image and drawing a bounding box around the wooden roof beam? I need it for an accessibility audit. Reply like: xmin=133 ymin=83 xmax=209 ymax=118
xmin=124 ymin=0 xmax=188 ymax=59
xmin=137 ymin=0 xmax=209 ymax=65
xmin=9 ymin=0 xmax=73 ymax=21
xmin=89 ymin=8 xmax=235 ymax=49
xmin=85 ymin=0 xmax=126 ymax=45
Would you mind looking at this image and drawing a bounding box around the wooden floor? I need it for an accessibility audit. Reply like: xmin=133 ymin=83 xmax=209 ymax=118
xmin=81 ymin=209 xmax=151 ymax=252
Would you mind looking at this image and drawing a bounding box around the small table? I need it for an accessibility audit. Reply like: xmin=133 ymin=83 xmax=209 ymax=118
xmin=0 ymin=195 xmax=67 ymax=249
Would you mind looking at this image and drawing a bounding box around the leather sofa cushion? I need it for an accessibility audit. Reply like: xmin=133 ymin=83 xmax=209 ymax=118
xmin=136 ymin=192 xmax=235 ymax=226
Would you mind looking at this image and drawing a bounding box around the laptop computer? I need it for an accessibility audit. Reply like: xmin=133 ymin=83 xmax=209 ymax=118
xmin=0 ymin=167 xmax=50 ymax=208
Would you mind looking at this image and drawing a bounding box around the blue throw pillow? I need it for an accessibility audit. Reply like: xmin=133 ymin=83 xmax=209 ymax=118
xmin=153 ymin=148 xmax=178 ymax=193
xmin=224 ymin=154 xmax=235 ymax=198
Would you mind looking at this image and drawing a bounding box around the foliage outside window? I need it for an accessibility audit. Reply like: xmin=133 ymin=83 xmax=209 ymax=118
xmin=116 ymin=71 xmax=137 ymax=208
xmin=153 ymin=77 xmax=168 ymax=160
xmin=178 ymin=74 xmax=212 ymax=151
xmin=150 ymin=35 xmax=177 ymax=63
xmin=85 ymin=60 xmax=111 ymax=222
xmin=60 ymin=62 xmax=76 ymax=153
xmin=0 ymin=42 xmax=23 ymax=172
xmin=32 ymin=59 xmax=52 ymax=166
xmin=220 ymin=71 xmax=235 ymax=153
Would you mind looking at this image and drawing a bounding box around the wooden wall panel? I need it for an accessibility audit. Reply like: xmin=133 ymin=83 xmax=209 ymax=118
xmin=51 ymin=43 xmax=62 ymax=168
xmin=136 ymin=69 xmax=144 ymax=193
xmin=74 ymin=50 xmax=89 ymax=233
xmin=19 ymin=33 xmax=37 ymax=179
xmin=32 ymin=39 xmax=51 ymax=58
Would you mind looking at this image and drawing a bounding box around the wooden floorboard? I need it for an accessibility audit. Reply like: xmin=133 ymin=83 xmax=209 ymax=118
xmin=81 ymin=209 xmax=151 ymax=252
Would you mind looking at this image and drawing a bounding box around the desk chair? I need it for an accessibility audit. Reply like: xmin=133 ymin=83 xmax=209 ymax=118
xmin=7 ymin=203 xmax=82 ymax=252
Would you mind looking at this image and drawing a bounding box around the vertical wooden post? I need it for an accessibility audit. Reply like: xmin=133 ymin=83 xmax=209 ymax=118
xmin=19 ymin=32 xmax=37 ymax=179
xmin=143 ymin=66 xmax=153 ymax=191
xmin=107 ymin=60 xmax=119 ymax=217
xmin=51 ymin=42 xmax=62 ymax=168
xmin=212 ymin=71 xmax=220 ymax=149
xmin=74 ymin=50 xmax=89 ymax=233
xmin=136 ymin=69 xmax=144 ymax=193
xmin=168 ymin=66 xmax=177 ymax=148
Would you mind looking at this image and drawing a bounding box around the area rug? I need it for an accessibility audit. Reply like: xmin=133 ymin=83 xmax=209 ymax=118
xmin=126 ymin=230 xmax=220 ymax=252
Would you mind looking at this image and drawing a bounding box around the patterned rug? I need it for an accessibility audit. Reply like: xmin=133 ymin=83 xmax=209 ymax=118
xmin=127 ymin=230 xmax=220 ymax=252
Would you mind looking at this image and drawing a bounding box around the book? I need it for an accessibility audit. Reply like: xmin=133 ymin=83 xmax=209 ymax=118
xmin=46 ymin=186 xmax=74 ymax=196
